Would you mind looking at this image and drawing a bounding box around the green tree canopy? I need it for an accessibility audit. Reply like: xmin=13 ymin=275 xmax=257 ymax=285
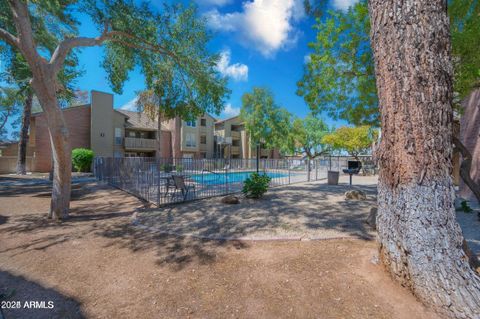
xmin=299 ymin=0 xmax=480 ymax=126
xmin=450 ymin=0 xmax=480 ymax=101
xmin=289 ymin=113 xmax=331 ymax=159
xmin=321 ymin=125 xmax=375 ymax=159
xmin=297 ymin=1 xmax=378 ymax=126
xmin=0 ymin=87 xmax=21 ymax=139
xmin=240 ymin=87 xmax=292 ymax=151
xmin=134 ymin=7 xmax=229 ymax=123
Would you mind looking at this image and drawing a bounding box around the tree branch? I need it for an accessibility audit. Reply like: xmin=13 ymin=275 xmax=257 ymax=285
xmin=453 ymin=135 xmax=480 ymax=203
xmin=0 ymin=27 xmax=19 ymax=48
xmin=7 ymin=0 xmax=39 ymax=63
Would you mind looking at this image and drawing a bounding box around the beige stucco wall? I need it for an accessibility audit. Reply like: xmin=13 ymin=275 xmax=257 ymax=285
xmin=90 ymin=90 xmax=114 ymax=157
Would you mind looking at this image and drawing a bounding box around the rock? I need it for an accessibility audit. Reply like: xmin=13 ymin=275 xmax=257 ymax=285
xmin=366 ymin=207 xmax=377 ymax=230
xmin=345 ymin=190 xmax=367 ymax=200
xmin=221 ymin=195 xmax=239 ymax=204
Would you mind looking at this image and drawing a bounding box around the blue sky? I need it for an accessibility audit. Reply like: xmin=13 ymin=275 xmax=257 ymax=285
xmin=3 ymin=0 xmax=358 ymax=138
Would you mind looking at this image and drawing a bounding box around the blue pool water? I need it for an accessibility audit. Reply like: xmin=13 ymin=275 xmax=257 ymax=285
xmin=190 ymin=171 xmax=288 ymax=185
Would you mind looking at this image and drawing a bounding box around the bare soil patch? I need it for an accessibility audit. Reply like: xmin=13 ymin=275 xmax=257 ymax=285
xmin=0 ymin=176 xmax=438 ymax=318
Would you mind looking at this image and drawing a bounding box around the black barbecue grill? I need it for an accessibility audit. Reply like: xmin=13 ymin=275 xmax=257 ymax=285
xmin=343 ymin=161 xmax=362 ymax=185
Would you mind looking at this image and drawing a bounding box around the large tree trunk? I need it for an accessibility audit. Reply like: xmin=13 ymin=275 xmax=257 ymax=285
xmin=16 ymin=91 xmax=33 ymax=175
xmin=31 ymin=72 xmax=71 ymax=220
xmin=369 ymin=1 xmax=480 ymax=318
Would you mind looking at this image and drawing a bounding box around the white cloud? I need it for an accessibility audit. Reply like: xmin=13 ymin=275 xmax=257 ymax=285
xmin=216 ymin=49 xmax=248 ymax=82
xmin=119 ymin=97 xmax=138 ymax=111
xmin=205 ymin=0 xmax=305 ymax=57
xmin=304 ymin=54 xmax=311 ymax=64
xmin=332 ymin=0 xmax=359 ymax=11
xmin=222 ymin=103 xmax=240 ymax=117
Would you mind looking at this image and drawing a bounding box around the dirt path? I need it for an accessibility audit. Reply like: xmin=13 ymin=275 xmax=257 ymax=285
xmin=0 ymin=176 xmax=438 ymax=318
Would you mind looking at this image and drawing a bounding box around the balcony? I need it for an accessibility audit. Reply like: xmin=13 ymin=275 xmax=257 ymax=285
xmin=124 ymin=137 xmax=156 ymax=150
xmin=231 ymin=130 xmax=241 ymax=139
xmin=231 ymin=146 xmax=240 ymax=155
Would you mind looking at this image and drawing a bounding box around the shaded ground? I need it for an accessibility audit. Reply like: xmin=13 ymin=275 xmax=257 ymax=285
xmin=0 ymin=175 xmax=438 ymax=318
xmin=137 ymin=176 xmax=378 ymax=241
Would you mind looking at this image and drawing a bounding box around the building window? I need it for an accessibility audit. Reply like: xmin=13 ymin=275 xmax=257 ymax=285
xmin=200 ymin=152 xmax=207 ymax=158
xmin=115 ymin=128 xmax=122 ymax=145
xmin=200 ymin=118 xmax=207 ymax=126
xmin=185 ymin=133 xmax=196 ymax=147
xmin=200 ymin=135 xmax=207 ymax=144
xmin=186 ymin=120 xmax=197 ymax=127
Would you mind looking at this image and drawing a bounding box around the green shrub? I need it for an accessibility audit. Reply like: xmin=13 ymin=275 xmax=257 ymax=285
xmin=242 ymin=173 xmax=271 ymax=199
xmin=72 ymin=148 xmax=94 ymax=172
xmin=176 ymin=164 xmax=183 ymax=172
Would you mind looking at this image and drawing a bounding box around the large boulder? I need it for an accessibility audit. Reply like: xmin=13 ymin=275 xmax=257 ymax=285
xmin=221 ymin=195 xmax=239 ymax=204
xmin=345 ymin=190 xmax=367 ymax=200
xmin=365 ymin=207 xmax=377 ymax=230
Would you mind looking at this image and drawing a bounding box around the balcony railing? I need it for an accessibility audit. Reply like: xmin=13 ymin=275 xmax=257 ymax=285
xmin=231 ymin=130 xmax=241 ymax=139
xmin=124 ymin=137 xmax=156 ymax=150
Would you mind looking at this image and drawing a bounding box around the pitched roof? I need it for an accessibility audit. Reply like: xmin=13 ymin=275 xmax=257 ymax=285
xmin=116 ymin=110 xmax=158 ymax=130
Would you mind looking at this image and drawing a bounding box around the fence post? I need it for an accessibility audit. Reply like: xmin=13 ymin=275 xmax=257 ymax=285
xmin=307 ymin=159 xmax=311 ymax=182
xmin=288 ymin=161 xmax=291 ymax=184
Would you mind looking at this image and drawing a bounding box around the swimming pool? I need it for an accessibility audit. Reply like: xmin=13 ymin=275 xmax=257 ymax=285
xmin=190 ymin=171 xmax=288 ymax=185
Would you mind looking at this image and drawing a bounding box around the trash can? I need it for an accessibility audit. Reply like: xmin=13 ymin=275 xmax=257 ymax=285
xmin=327 ymin=171 xmax=339 ymax=185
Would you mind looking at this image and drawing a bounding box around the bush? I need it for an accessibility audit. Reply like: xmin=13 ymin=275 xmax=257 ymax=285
xmin=242 ymin=173 xmax=271 ymax=199
xmin=72 ymin=148 xmax=94 ymax=172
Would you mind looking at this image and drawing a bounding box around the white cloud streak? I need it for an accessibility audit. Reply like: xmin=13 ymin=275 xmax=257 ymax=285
xmin=119 ymin=97 xmax=138 ymax=111
xmin=222 ymin=103 xmax=240 ymax=117
xmin=216 ymin=49 xmax=249 ymax=82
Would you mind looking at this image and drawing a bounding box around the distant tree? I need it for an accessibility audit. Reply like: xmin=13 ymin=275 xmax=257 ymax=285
xmin=0 ymin=1 xmax=226 ymax=220
xmin=297 ymin=1 xmax=378 ymax=126
xmin=0 ymin=87 xmax=21 ymax=139
xmin=289 ymin=113 xmax=330 ymax=159
xmin=1 ymin=45 xmax=82 ymax=174
xmin=450 ymin=0 xmax=480 ymax=101
xmin=321 ymin=126 xmax=374 ymax=160
xmin=240 ymin=87 xmax=291 ymax=152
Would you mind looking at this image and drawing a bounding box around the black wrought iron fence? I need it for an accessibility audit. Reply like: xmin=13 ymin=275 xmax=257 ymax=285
xmin=94 ymin=156 xmax=374 ymax=206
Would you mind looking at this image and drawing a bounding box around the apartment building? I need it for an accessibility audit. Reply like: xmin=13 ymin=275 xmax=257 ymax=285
xmin=214 ymin=116 xmax=280 ymax=159
xmin=0 ymin=90 xmax=279 ymax=173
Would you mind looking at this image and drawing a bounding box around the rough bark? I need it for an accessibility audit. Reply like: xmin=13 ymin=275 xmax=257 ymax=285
xmin=15 ymin=91 xmax=33 ymax=175
xmin=31 ymin=68 xmax=71 ymax=220
xmin=368 ymin=1 xmax=480 ymax=318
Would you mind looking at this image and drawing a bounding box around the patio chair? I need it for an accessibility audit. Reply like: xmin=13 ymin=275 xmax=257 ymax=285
xmin=171 ymin=175 xmax=195 ymax=201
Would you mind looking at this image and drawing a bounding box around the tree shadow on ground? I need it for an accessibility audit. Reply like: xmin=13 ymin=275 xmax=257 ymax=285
xmin=1 ymin=176 xmax=375 ymax=271
xmin=0 ymin=270 xmax=85 ymax=319
xmin=135 ymin=181 xmax=378 ymax=242
xmin=0 ymin=178 xmax=249 ymax=271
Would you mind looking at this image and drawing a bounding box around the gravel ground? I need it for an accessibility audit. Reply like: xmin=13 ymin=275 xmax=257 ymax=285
xmin=136 ymin=175 xmax=378 ymax=241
